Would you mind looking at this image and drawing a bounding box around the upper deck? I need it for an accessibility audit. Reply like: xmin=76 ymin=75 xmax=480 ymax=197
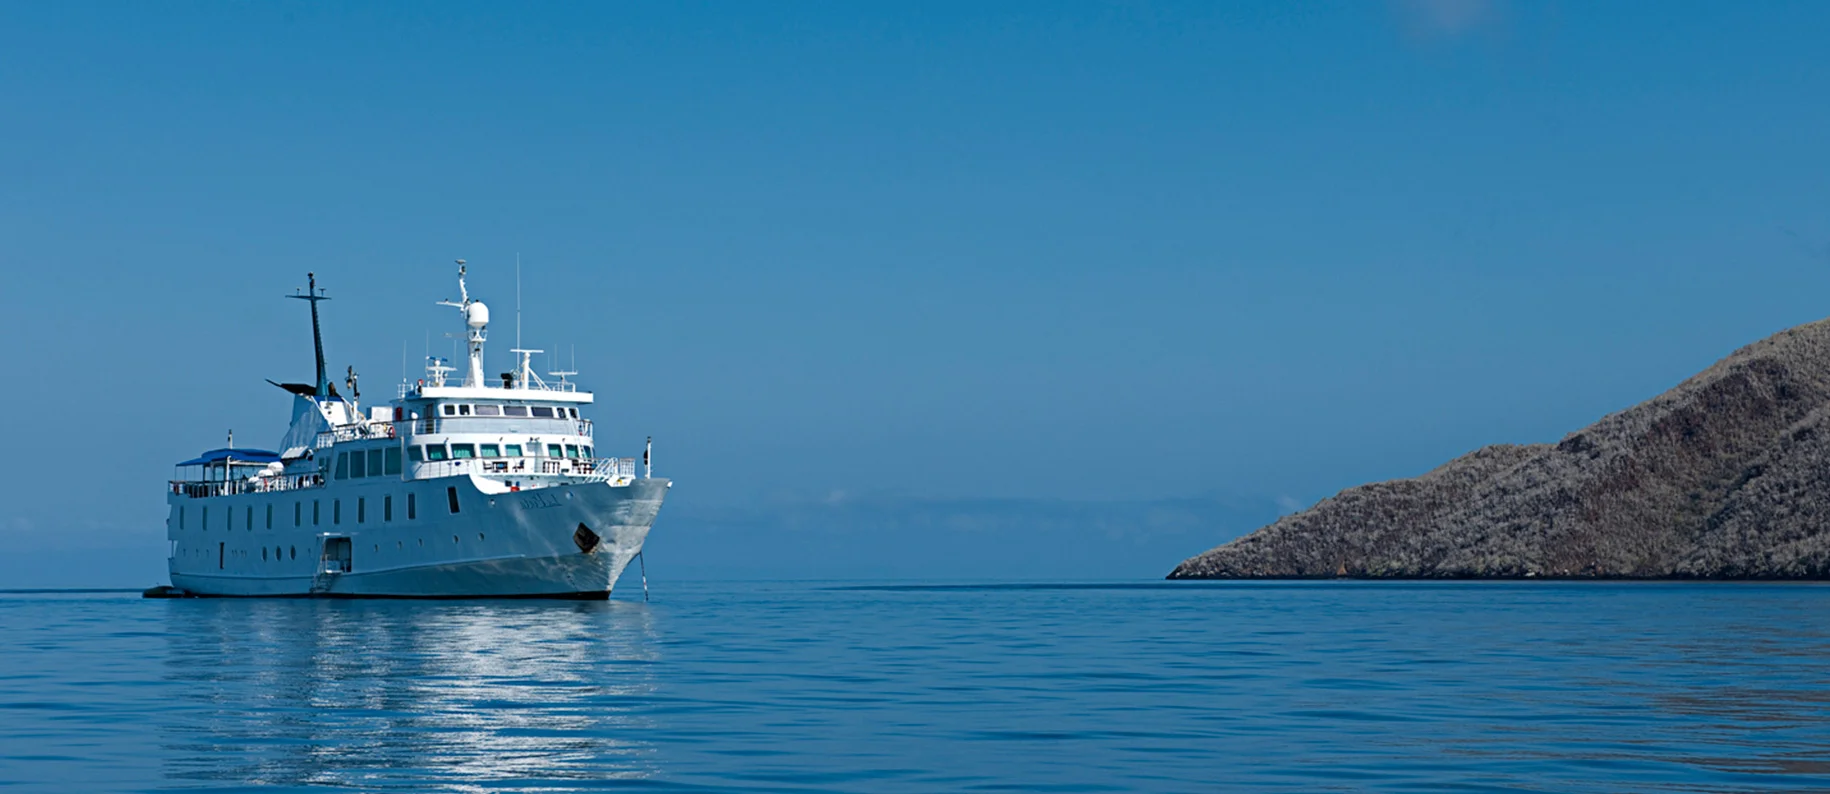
xmin=168 ymin=264 xmax=645 ymax=500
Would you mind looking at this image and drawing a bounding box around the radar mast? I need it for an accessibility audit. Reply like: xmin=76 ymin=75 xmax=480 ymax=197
xmin=436 ymin=260 xmax=489 ymax=388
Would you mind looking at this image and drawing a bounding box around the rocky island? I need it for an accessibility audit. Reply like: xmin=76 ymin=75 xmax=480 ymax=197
xmin=1171 ymin=320 xmax=1830 ymax=579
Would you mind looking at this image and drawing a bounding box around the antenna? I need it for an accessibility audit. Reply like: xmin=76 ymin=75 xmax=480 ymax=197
xmin=548 ymin=342 xmax=577 ymax=389
xmin=286 ymin=273 xmax=332 ymax=398
xmin=516 ymin=253 xmax=522 ymax=356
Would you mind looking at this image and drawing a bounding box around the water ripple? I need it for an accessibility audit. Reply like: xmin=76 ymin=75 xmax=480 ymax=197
xmin=1 ymin=584 xmax=1828 ymax=792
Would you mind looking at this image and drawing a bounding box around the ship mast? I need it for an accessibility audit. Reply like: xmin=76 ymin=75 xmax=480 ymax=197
xmin=436 ymin=260 xmax=490 ymax=388
xmin=286 ymin=273 xmax=332 ymax=397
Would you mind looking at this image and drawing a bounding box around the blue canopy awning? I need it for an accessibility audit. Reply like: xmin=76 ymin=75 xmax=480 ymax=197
xmin=176 ymin=448 xmax=281 ymax=467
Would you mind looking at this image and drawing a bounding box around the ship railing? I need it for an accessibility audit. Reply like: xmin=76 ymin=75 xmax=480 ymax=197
xmin=593 ymin=457 xmax=637 ymax=480
xmin=407 ymin=456 xmax=632 ymax=481
xmin=403 ymin=380 xmax=581 ymax=398
xmin=314 ymin=422 xmax=398 ymax=449
xmin=170 ymin=473 xmax=325 ymax=498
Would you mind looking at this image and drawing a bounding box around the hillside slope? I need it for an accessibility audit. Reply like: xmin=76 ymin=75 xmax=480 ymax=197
xmin=1170 ymin=321 xmax=1830 ymax=579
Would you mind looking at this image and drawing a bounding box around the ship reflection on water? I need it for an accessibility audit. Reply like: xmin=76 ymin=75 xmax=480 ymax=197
xmin=159 ymin=599 xmax=660 ymax=790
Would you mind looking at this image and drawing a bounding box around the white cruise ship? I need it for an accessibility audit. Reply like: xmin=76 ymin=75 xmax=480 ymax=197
xmin=159 ymin=265 xmax=669 ymax=598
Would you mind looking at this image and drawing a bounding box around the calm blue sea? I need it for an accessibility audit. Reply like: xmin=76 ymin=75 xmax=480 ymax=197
xmin=2 ymin=582 xmax=1828 ymax=793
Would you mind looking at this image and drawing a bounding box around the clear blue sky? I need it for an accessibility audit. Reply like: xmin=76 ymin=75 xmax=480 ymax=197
xmin=4 ymin=1 xmax=1830 ymax=585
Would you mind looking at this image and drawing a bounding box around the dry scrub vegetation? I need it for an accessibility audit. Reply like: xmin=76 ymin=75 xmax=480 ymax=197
xmin=1171 ymin=320 xmax=1830 ymax=579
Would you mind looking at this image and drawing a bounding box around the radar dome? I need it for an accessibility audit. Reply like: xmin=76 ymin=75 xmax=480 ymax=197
xmin=466 ymin=302 xmax=490 ymax=328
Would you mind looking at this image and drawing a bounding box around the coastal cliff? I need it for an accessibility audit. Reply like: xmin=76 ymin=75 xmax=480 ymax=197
xmin=1170 ymin=320 xmax=1830 ymax=579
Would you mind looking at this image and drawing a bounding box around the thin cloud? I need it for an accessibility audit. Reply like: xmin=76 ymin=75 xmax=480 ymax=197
xmin=1392 ymin=0 xmax=1503 ymax=39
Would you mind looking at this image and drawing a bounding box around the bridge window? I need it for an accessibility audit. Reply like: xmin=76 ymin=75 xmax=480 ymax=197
xmin=547 ymin=444 xmax=563 ymax=458
xmin=408 ymin=445 xmax=423 ymax=463
xmin=384 ymin=447 xmax=402 ymax=475
xmin=441 ymin=404 xmax=456 ymax=416
xmin=335 ymin=452 xmax=350 ymax=480
xmin=568 ymin=408 xmax=579 ymax=419
xmin=349 ymin=450 xmax=366 ymax=478
xmin=367 ymin=449 xmax=384 ymax=478
xmin=505 ymin=444 xmax=524 ymax=457
xmin=474 ymin=404 xmax=500 ymax=416
xmin=450 ymin=444 xmax=476 ymax=459
xmin=480 ymin=444 xmax=500 ymax=458
xmin=503 ymin=405 xmax=528 ymax=417
xmin=458 ymin=404 xmax=471 ymax=416
xmin=582 ymin=446 xmax=593 ymax=459
xmin=531 ymin=406 xmax=555 ymax=418
xmin=565 ymin=445 xmax=580 ymax=458
xmin=425 ymin=445 xmax=448 ymax=461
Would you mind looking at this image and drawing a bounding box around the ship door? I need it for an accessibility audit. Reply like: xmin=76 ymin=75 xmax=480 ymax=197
xmin=320 ymin=537 xmax=352 ymax=574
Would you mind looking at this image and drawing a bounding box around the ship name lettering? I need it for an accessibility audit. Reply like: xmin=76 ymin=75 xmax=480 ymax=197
xmin=521 ymin=492 xmax=564 ymax=510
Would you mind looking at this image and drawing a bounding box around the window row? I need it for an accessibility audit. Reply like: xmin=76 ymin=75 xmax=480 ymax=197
xmin=410 ymin=443 xmax=592 ymax=462
xmin=178 ymin=492 xmax=435 ymax=530
xmin=439 ymin=403 xmax=579 ymax=419
xmin=335 ymin=447 xmax=404 ymax=480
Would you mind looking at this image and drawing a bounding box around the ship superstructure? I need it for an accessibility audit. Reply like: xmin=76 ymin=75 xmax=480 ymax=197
xmin=161 ymin=265 xmax=668 ymax=598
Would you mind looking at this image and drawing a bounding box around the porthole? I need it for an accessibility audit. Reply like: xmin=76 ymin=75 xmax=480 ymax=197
xmin=262 ymin=547 xmax=268 ymax=560
xmin=478 ymin=533 xmax=485 ymax=542
xmin=452 ymin=535 xmax=459 ymax=544
xmin=289 ymin=546 xmax=296 ymax=560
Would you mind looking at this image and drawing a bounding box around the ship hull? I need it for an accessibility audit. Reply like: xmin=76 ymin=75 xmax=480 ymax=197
xmin=166 ymin=476 xmax=667 ymax=598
